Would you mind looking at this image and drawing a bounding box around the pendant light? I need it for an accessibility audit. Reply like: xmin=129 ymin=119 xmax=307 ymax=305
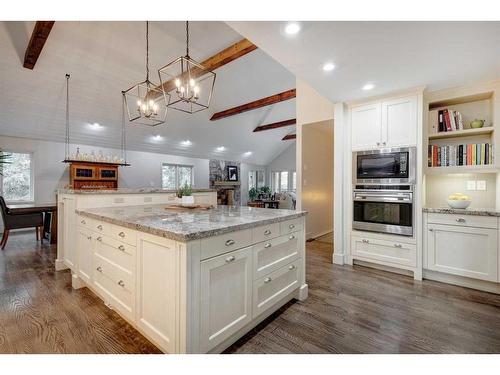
xmin=158 ymin=21 xmax=216 ymax=114
xmin=123 ymin=21 xmax=168 ymax=127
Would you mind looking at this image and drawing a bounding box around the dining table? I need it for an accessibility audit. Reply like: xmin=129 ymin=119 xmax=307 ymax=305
xmin=8 ymin=203 xmax=57 ymax=244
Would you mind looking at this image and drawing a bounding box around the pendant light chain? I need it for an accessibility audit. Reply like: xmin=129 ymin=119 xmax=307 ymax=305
xmin=146 ymin=21 xmax=149 ymax=82
xmin=185 ymin=21 xmax=189 ymax=57
xmin=65 ymin=73 xmax=70 ymax=160
xmin=121 ymin=93 xmax=127 ymax=163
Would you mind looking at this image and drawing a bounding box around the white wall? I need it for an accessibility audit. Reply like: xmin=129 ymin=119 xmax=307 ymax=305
xmin=266 ymin=143 xmax=296 ymax=175
xmin=0 ymin=135 xmax=208 ymax=204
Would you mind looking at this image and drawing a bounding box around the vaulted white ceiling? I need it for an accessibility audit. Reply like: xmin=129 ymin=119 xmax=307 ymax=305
xmin=0 ymin=21 xmax=296 ymax=166
xmin=228 ymin=21 xmax=500 ymax=103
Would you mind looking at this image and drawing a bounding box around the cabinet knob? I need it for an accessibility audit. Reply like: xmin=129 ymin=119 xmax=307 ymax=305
xmin=376 ymin=142 xmax=380 ymax=146
xmin=288 ymin=265 xmax=296 ymax=271
xmin=97 ymin=225 xmax=103 ymax=230
xmin=225 ymin=255 xmax=235 ymax=263
xmin=289 ymin=224 xmax=295 ymax=229
xmin=362 ymin=239 xmax=369 ymax=243
xmin=264 ymin=277 xmax=272 ymax=283
xmin=96 ymin=236 xmax=102 ymax=242
xmin=264 ymin=229 xmax=272 ymax=235
xmin=225 ymin=239 xmax=235 ymax=246
xmin=456 ymin=218 xmax=466 ymax=223
xmin=394 ymin=243 xmax=402 ymax=248
xmin=96 ymin=266 xmax=103 ymax=273
xmin=118 ymin=245 xmax=125 ymax=251
xmin=264 ymin=243 xmax=272 ymax=249
xmin=289 ymin=235 xmax=295 ymax=240
xmin=382 ymin=142 xmax=386 ymax=146
xmin=118 ymin=232 xmax=125 ymax=237
xmin=429 ymin=228 xmax=434 ymax=232
xmin=118 ymin=280 xmax=125 ymax=287
xmin=87 ymin=236 xmax=92 ymax=240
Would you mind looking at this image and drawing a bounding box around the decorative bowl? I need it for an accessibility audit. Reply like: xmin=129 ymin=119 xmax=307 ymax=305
xmin=470 ymin=119 xmax=485 ymax=129
xmin=447 ymin=199 xmax=471 ymax=209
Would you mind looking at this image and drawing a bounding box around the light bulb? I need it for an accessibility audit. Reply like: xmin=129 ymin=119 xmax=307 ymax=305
xmin=175 ymin=79 xmax=181 ymax=88
xmin=141 ymin=104 xmax=147 ymax=112
xmin=149 ymin=100 xmax=154 ymax=107
xmin=189 ymin=79 xmax=195 ymax=87
xmin=194 ymin=86 xmax=200 ymax=94
xmin=153 ymin=104 xmax=158 ymax=111
xmin=180 ymin=86 xmax=185 ymax=93
xmin=137 ymin=99 xmax=142 ymax=106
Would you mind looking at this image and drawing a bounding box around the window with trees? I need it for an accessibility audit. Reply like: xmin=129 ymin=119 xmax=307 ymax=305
xmin=1 ymin=152 xmax=34 ymax=202
xmin=271 ymin=170 xmax=296 ymax=193
xmin=162 ymin=163 xmax=193 ymax=189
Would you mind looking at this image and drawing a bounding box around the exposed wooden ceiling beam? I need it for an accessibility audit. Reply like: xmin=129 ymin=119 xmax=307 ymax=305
xmin=23 ymin=21 xmax=55 ymax=69
xmin=253 ymin=118 xmax=296 ymax=132
xmin=158 ymin=38 xmax=257 ymax=95
xmin=282 ymin=134 xmax=296 ymax=141
xmin=211 ymin=89 xmax=296 ymax=121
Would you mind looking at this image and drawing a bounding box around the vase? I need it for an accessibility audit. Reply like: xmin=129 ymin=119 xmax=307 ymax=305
xmin=181 ymin=196 xmax=195 ymax=205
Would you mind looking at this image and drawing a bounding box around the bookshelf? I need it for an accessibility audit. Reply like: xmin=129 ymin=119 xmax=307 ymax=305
xmin=428 ymin=127 xmax=493 ymax=140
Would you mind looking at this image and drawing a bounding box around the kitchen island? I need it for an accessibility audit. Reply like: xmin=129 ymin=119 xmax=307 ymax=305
xmin=69 ymin=203 xmax=307 ymax=353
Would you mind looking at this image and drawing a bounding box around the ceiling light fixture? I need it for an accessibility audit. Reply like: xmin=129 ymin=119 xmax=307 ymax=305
xmin=362 ymin=83 xmax=375 ymax=91
xmin=152 ymin=134 xmax=162 ymax=141
xmin=216 ymin=146 xmax=226 ymax=152
xmin=284 ymin=22 xmax=300 ymax=35
xmin=181 ymin=140 xmax=192 ymax=146
xmin=89 ymin=122 xmax=102 ymax=130
xmin=322 ymin=62 xmax=335 ymax=72
xmin=243 ymin=151 xmax=253 ymax=157
xmin=158 ymin=21 xmax=216 ymax=114
xmin=122 ymin=21 xmax=168 ymax=127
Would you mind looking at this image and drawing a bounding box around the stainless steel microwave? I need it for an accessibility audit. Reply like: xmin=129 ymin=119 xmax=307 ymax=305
xmin=353 ymin=147 xmax=416 ymax=185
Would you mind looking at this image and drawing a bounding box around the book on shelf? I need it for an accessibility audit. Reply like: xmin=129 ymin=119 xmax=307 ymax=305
xmin=437 ymin=109 xmax=463 ymax=133
xmin=428 ymin=142 xmax=493 ymax=167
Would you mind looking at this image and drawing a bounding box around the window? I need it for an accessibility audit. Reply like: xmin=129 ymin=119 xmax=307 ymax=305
xmin=1 ymin=152 xmax=33 ymax=202
xmin=248 ymin=171 xmax=257 ymax=190
xmin=271 ymin=170 xmax=296 ymax=193
xmin=162 ymin=163 xmax=193 ymax=189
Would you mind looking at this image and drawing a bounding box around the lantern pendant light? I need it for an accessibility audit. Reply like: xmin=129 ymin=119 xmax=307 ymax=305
xmin=158 ymin=21 xmax=216 ymax=114
xmin=123 ymin=21 xmax=168 ymax=127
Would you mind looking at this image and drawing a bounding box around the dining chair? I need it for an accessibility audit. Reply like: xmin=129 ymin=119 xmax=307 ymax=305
xmin=0 ymin=196 xmax=44 ymax=249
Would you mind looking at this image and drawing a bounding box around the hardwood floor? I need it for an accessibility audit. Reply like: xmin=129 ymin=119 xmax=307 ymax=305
xmin=1 ymin=231 xmax=500 ymax=353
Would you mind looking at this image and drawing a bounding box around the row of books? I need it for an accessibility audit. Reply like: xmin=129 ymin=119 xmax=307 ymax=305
xmin=428 ymin=143 xmax=493 ymax=167
xmin=437 ymin=109 xmax=464 ymax=132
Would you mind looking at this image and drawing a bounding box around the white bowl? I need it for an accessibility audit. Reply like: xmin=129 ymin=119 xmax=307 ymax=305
xmin=447 ymin=199 xmax=471 ymax=209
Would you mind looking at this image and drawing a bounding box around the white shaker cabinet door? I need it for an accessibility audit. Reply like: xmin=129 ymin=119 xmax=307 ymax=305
xmin=77 ymin=227 xmax=93 ymax=284
xmin=426 ymin=223 xmax=498 ymax=282
xmin=200 ymin=246 xmax=253 ymax=352
xmin=382 ymin=95 xmax=417 ymax=147
xmin=351 ymin=102 xmax=382 ymax=150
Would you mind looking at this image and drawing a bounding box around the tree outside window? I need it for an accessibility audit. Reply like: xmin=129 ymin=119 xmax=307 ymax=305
xmin=1 ymin=152 xmax=33 ymax=202
xmin=162 ymin=164 xmax=193 ymax=189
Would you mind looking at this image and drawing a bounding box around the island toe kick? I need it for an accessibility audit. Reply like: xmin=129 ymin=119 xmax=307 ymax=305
xmin=72 ymin=213 xmax=307 ymax=353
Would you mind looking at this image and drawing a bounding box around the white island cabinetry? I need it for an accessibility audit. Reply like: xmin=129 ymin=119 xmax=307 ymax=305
xmin=70 ymin=205 xmax=307 ymax=353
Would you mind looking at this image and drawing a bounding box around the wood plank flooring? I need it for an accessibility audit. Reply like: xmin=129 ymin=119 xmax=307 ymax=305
xmin=1 ymin=231 xmax=500 ymax=353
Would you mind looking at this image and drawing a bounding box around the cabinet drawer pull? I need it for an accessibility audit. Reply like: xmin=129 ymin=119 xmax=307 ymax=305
xmin=382 ymin=142 xmax=386 ymax=146
xmin=96 ymin=236 xmax=102 ymax=242
xmin=264 ymin=277 xmax=272 ymax=283
xmin=87 ymin=236 xmax=92 ymax=240
xmin=264 ymin=229 xmax=272 ymax=235
xmin=289 ymin=224 xmax=295 ymax=229
xmin=81 ymin=219 xmax=86 ymax=225
xmin=289 ymin=235 xmax=295 ymax=240
xmin=225 ymin=239 xmax=235 ymax=246
xmin=96 ymin=266 xmax=103 ymax=273
xmin=118 ymin=245 xmax=125 ymax=251
xmin=288 ymin=265 xmax=296 ymax=271
xmin=361 ymin=239 xmax=369 ymax=243
xmin=97 ymin=225 xmax=103 ymax=230
xmin=456 ymin=218 xmax=466 ymax=223
xmin=376 ymin=142 xmax=380 ymax=146
xmin=118 ymin=280 xmax=125 ymax=287
xmin=429 ymin=228 xmax=434 ymax=232
xmin=264 ymin=243 xmax=272 ymax=249
xmin=394 ymin=243 xmax=402 ymax=248
xmin=118 ymin=231 xmax=125 ymax=238
xmin=225 ymin=255 xmax=235 ymax=263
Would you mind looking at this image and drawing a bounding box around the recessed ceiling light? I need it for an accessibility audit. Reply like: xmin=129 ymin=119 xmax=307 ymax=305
xmin=362 ymin=83 xmax=375 ymax=91
xmin=216 ymin=146 xmax=226 ymax=152
xmin=243 ymin=151 xmax=253 ymax=157
xmin=89 ymin=122 xmax=103 ymax=130
xmin=152 ymin=135 xmax=162 ymax=141
xmin=284 ymin=22 xmax=300 ymax=35
xmin=322 ymin=62 xmax=335 ymax=72
xmin=181 ymin=140 xmax=192 ymax=146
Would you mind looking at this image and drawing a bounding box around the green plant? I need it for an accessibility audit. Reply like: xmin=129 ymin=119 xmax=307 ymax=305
xmin=259 ymin=186 xmax=271 ymax=196
xmin=177 ymin=182 xmax=193 ymax=198
xmin=0 ymin=151 xmax=11 ymax=176
xmin=249 ymin=187 xmax=259 ymax=201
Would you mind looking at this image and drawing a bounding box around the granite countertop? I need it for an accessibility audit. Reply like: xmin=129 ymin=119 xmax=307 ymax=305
xmin=76 ymin=204 xmax=307 ymax=241
xmin=423 ymin=207 xmax=500 ymax=217
xmin=58 ymin=188 xmax=216 ymax=194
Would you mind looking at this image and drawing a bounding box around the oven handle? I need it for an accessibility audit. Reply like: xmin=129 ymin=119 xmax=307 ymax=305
xmin=353 ymin=194 xmax=413 ymax=203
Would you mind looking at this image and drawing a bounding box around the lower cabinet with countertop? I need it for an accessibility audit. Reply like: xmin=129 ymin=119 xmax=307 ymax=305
xmin=70 ymin=205 xmax=307 ymax=353
xmin=423 ymin=208 xmax=500 ymax=292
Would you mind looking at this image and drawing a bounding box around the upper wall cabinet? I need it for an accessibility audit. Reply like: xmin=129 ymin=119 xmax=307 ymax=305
xmin=351 ymin=95 xmax=418 ymax=150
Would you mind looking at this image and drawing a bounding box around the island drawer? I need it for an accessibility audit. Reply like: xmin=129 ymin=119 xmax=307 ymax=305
xmin=93 ymin=253 xmax=135 ymax=321
xmin=200 ymin=229 xmax=252 ymax=260
xmin=280 ymin=218 xmax=303 ymax=236
xmin=252 ymin=222 xmax=280 ymax=243
xmin=253 ymin=232 xmax=301 ymax=279
xmin=95 ymin=234 xmax=136 ymax=273
xmin=427 ymin=213 xmax=497 ymax=229
xmin=92 ymin=220 xmax=137 ymax=246
xmin=351 ymin=236 xmax=417 ymax=267
xmin=253 ymin=258 xmax=301 ymax=318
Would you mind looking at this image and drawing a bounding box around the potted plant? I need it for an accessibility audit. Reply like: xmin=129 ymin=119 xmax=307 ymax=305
xmin=249 ymin=187 xmax=259 ymax=201
xmin=177 ymin=183 xmax=194 ymax=205
xmin=259 ymin=186 xmax=271 ymax=199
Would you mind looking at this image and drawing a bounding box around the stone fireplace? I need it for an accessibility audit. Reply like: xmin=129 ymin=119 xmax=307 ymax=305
xmin=209 ymin=159 xmax=241 ymax=206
